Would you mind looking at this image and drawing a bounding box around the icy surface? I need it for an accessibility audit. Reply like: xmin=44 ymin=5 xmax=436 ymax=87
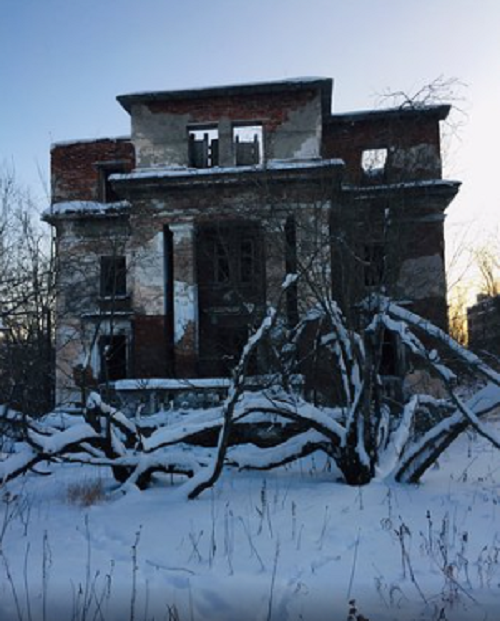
xmin=2 ymin=376 xmax=500 ymax=620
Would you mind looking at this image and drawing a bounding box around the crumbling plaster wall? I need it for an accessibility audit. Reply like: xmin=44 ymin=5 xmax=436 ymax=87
xmin=125 ymin=170 xmax=339 ymax=377
xmin=53 ymin=216 xmax=132 ymax=402
xmin=393 ymin=208 xmax=448 ymax=327
xmin=127 ymin=204 xmax=200 ymax=377
xmin=131 ymin=88 xmax=323 ymax=169
xmin=330 ymin=188 xmax=450 ymax=330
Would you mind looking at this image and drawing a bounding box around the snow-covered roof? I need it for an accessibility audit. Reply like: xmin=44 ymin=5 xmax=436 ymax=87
xmin=329 ymin=103 xmax=451 ymax=123
xmin=42 ymin=200 xmax=131 ymax=222
xmin=50 ymin=136 xmax=131 ymax=150
xmin=110 ymin=158 xmax=344 ymax=183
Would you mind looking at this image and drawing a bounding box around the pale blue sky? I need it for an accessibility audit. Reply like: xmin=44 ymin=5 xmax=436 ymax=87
xmin=1 ymin=0 xmax=499 ymax=280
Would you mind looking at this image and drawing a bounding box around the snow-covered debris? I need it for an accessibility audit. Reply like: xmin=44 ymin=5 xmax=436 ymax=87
xmin=27 ymin=423 xmax=98 ymax=454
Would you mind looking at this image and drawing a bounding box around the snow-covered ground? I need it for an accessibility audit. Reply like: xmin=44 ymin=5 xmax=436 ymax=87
xmin=1 ymin=415 xmax=499 ymax=621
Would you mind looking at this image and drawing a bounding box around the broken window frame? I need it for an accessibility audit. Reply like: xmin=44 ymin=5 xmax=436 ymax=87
xmin=188 ymin=125 xmax=219 ymax=168
xmin=232 ymin=123 xmax=264 ymax=167
xmin=100 ymin=255 xmax=127 ymax=298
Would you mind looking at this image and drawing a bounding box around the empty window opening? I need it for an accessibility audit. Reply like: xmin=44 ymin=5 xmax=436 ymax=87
xmin=99 ymin=334 xmax=127 ymax=382
xmin=233 ymin=124 xmax=263 ymax=166
xmin=100 ymin=255 xmax=127 ymax=297
xmin=98 ymin=164 xmax=127 ymax=202
xmin=363 ymin=243 xmax=385 ymax=288
xmin=361 ymin=148 xmax=388 ymax=179
xmin=188 ymin=126 xmax=219 ymax=168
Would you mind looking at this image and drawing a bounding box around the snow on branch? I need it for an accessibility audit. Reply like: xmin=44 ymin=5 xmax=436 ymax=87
xmin=385 ymin=298 xmax=500 ymax=385
xmin=228 ymin=430 xmax=330 ymax=471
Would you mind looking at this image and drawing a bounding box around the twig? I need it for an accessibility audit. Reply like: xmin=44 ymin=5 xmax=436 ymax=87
xmin=347 ymin=528 xmax=361 ymax=601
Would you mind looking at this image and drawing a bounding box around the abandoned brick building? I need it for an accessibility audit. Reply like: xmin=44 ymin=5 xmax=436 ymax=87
xmin=45 ymin=77 xmax=460 ymax=405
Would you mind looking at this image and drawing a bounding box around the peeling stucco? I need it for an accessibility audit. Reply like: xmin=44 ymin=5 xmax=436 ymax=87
xmin=174 ymin=280 xmax=197 ymax=344
xmin=132 ymin=231 xmax=164 ymax=314
xmin=397 ymin=254 xmax=446 ymax=300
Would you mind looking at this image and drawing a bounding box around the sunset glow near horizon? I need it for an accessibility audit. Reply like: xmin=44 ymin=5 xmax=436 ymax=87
xmin=1 ymin=0 xmax=499 ymax=301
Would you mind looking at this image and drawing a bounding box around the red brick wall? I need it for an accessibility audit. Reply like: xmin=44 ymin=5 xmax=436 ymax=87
xmin=51 ymin=138 xmax=135 ymax=203
xmin=323 ymin=115 xmax=441 ymax=184
xmin=145 ymin=89 xmax=318 ymax=133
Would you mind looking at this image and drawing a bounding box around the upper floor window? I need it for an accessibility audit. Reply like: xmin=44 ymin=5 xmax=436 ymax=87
xmin=100 ymin=255 xmax=127 ymax=298
xmin=233 ymin=124 xmax=263 ymax=166
xmin=361 ymin=148 xmax=388 ymax=182
xmin=97 ymin=162 xmax=127 ymax=202
xmin=188 ymin=126 xmax=219 ymax=168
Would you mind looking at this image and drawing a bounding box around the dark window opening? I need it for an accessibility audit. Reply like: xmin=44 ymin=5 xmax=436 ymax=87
xmin=233 ymin=125 xmax=263 ymax=166
xmin=98 ymin=166 xmax=126 ymax=203
xmin=363 ymin=243 xmax=385 ymax=288
xmin=188 ymin=127 xmax=219 ymax=168
xmin=202 ymin=229 xmax=261 ymax=287
xmin=99 ymin=334 xmax=127 ymax=382
xmin=100 ymin=255 xmax=127 ymax=297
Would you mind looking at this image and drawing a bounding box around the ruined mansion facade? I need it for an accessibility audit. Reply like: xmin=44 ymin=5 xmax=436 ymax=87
xmin=45 ymin=78 xmax=460 ymax=404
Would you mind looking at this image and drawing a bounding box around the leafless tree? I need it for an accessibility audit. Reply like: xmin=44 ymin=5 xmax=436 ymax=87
xmin=0 ymin=167 xmax=55 ymax=415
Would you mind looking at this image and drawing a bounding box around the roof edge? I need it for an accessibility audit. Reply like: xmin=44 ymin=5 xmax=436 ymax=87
xmin=328 ymin=104 xmax=451 ymax=124
xmin=50 ymin=136 xmax=131 ymax=151
xmin=117 ymin=77 xmax=333 ymax=114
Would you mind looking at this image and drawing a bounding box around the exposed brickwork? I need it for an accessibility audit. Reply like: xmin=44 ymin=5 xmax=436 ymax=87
xmin=48 ymin=78 xmax=459 ymax=402
xmin=51 ymin=138 xmax=135 ymax=203
xmin=323 ymin=114 xmax=442 ymax=184
xmin=145 ymin=88 xmax=318 ymax=133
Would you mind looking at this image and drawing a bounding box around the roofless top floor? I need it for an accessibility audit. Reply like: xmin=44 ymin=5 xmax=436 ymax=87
xmin=50 ymin=78 xmax=451 ymax=204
